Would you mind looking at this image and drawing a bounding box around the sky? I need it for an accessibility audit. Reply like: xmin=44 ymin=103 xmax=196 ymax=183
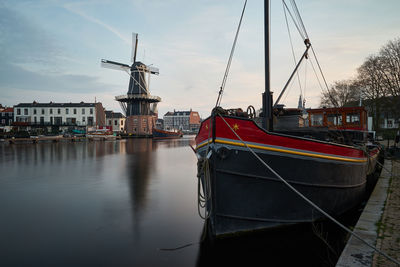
xmin=1 ymin=0 xmax=400 ymax=119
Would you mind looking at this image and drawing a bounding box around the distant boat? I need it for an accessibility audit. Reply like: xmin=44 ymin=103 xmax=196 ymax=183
xmin=87 ymin=129 xmax=116 ymax=141
xmin=194 ymin=0 xmax=383 ymax=237
xmin=152 ymin=128 xmax=182 ymax=139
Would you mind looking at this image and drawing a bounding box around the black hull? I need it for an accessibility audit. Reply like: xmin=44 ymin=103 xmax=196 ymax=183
xmin=199 ymin=143 xmax=367 ymax=237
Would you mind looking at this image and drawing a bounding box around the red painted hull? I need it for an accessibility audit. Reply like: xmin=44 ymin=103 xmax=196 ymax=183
xmin=196 ymin=116 xmax=379 ymax=161
xmin=195 ymin=115 xmax=382 ymax=236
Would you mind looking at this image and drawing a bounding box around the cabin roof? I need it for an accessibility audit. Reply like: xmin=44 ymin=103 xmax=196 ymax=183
xmin=307 ymin=106 xmax=366 ymax=114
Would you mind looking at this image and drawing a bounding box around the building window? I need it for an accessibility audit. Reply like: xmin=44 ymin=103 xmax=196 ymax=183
xmin=17 ymin=109 xmax=21 ymax=115
xmin=82 ymin=108 xmax=85 ymax=114
xmin=24 ymin=109 xmax=28 ymax=115
xmin=58 ymin=109 xmax=61 ymax=114
xmin=90 ymin=108 xmax=93 ymax=115
xmin=1 ymin=119 xmax=5 ymax=124
xmin=108 ymin=120 xmax=112 ymax=125
xmin=82 ymin=117 xmax=86 ymax=122
xmin=388 ymin=120 xmax=393 ymax=128
xmin=66 ymin=108 xmax=69 ymax=114
xmin=34 ymin=109 xmax=37 ymax=114
xmin=121 ymin=120 xmax=124 ymax=126
xmin=34 ymin=117 xmax=37 ymax=123
xmin=50 ymin=109 xmax=53 ymax=114
xmin=41 ymin=109 xmax=45 ymax=115
xmin=114 ymin=120 xmax=117 ymax=125
xmin=73 ymin=108 xmax=77 ymax=114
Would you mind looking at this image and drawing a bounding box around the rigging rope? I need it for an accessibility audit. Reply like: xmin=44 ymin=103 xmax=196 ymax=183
xmin=290 ymin=0 xmax=309 ymax=39
xmin=282 ymin=0 xmax=303 ymax=101
xmin=217 ymin=113 xmax=400 ymax=265
xmin=282 ymin=0 xmax=340 ymax=109
xmin=215 ymin=0 xmax=247 ymax=108
xmin=282 ymin=0 xmax=305 ymax=40
xmin=303 ymin=58 xmax=308 ymax=106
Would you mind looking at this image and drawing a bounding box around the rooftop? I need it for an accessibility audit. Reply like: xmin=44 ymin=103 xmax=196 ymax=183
xmin=0 ymin=107 xmax=13 ymax=113
xmin=164 ymin=110 xmax=197 ymax=116
xmin=14 ymin=101 xmax=98 ymax=108
xmin=105 ymin=111 xmax=125 ymax=118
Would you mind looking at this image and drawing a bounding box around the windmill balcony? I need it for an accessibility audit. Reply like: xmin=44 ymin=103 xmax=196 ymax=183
xmin=115 ymin=94 xmax=161 ymax=103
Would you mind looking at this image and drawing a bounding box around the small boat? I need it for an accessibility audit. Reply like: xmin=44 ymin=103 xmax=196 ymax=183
xmin=87 ymin=129 xmax=116 ymax=141
xmin=152 ymin=127 xmax=183 ymax=139
xmin=194 ymin=0 xmax=382 ymax=237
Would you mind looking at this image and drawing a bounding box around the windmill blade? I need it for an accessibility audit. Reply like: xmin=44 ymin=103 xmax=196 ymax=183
xmin=147 ymin=65 xmax=159 ymax=75
xmin=101 ymin=59 xmax=130 ymax=72
xmin=131 ymin=33 xmax=138 ymax=63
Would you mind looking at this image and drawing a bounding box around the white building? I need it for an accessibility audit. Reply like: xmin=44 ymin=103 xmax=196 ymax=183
xmin=13 ymin=101 xmax=106 ymax=132
xmin=163 ymin=109 xmax=201 ymax=132
xmin=105 ymin=111 xmax=126 ymax=132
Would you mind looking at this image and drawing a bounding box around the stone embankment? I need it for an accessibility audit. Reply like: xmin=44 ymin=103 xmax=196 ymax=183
xmin=372 ymin=160 xmax=400 ymax=266
xmin=336 ymin=160 xmax=400 ymax=266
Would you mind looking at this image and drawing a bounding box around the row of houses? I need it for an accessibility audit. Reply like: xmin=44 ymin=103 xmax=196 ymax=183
xmin=0 ymin=102 xmax=125 ymax=134
xmin=0 ymin=102 xmax=202 ymax=134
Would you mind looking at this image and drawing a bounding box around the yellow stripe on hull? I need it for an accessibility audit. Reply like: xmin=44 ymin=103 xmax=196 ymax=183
xmin=196 ymin=138 xmax=367 ymax=163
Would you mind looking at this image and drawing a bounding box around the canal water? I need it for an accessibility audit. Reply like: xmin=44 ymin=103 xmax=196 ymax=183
xmin=0 ymin=137 xmax=356 ymax=266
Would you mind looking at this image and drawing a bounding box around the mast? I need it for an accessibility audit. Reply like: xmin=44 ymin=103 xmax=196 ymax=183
xmin=263 ymin=0 xmax=273 ymax=131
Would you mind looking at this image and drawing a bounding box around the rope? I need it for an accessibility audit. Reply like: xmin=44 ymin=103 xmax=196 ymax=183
xmin=282 ymin=0 xmax=305 ymax=40
xmin=282 ymin=0 xmax=303 ymax=101
xmin=217 ymin=114 xmax=400 ymax=265
xmin=290 ymin=0 xmax=309 ymax=39
xmin=215 ymin=0 xmax=247 ymax=108
xmin=124 ymin=69 xmax=149 ymax=94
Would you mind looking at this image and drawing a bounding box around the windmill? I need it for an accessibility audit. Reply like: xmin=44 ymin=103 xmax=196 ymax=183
xmin=101 ymin=33 xmax=161 ymax=135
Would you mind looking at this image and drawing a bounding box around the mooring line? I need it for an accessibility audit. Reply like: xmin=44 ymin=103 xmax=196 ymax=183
xmin=158 ymin=242 xmax=198 ymax=251
xmin=217 ymin=114 xmax=400 ymax=265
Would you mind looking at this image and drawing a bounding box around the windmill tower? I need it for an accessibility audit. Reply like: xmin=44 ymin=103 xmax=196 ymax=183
xmin=101 ymin=33 xmax=161 ymax=136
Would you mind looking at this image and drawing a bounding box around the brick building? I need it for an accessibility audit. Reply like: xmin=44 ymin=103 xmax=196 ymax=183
xmin=0 ymin=107 xmax=14 ymax=132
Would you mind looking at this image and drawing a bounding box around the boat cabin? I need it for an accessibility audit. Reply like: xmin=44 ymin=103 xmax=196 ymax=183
xmin=307 ymin=107 xmax=367 ymax=131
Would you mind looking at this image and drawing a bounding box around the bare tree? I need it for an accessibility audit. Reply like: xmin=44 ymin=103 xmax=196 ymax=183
xmin=320 ymin=80 xmax=359 ymax=107
xmin=319 ymin=38 xmax=400 ymax=131
xmin=378 ymin=39 xmax=400 ymax=121
xmin=357 ymin=55 xmax=387 ymax=131
xmin=379 ymin=39 xmax=400 ymax=97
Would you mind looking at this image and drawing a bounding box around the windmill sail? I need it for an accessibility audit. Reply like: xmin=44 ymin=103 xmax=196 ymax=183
xmin=131 ymin=33 xmax=138 ymax=63
xmin=101 ymin=59 xmax=130 ymax=72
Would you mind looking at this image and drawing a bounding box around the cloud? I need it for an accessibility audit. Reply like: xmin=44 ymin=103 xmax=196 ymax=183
xmin=0 ymin=3 xmax=119 ymax=107
xmin=63 ymin=2 xmax=130 ymax=45
xmin=0 ymin=61 xmax=115 ymax=94
xmin=0 ymin=6 xmax=60 ymax=65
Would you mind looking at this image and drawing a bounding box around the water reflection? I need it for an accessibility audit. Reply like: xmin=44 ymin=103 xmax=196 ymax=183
xmin=0 ymin=136 xmax=359 ymax=266
xmin=196 ymin=219 xmax=352 ymax=267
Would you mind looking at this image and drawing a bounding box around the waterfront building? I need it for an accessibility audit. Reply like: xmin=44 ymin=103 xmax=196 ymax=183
xmin=346 ymin=96 xmax=400 ymax=131
xmin=105 ymin=111 xmax=126 ymax=133
xmin=13 ymin=101 xmax=106 ymax=133
xmin=163 ymin=109 xmax=201 ymax=133
xmin=0 ymin=107 xmax=14 ymax=132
